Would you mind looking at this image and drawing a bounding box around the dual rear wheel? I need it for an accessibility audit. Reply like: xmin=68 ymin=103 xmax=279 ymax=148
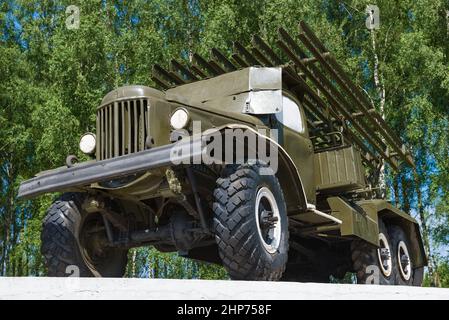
xmin=352 ymin=219 xmax=423 ymax=286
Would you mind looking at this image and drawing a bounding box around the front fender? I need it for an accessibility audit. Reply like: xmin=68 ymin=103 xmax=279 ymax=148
xmin=206 ymin=124 xmax=309 ymax=213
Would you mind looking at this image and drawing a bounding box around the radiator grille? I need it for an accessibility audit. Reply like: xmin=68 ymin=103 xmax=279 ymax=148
xmin=96 ymin=99 xmax=150 ymax=160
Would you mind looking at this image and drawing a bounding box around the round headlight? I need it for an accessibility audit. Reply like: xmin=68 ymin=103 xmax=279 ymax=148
xmin=170 ymin=108 xmax=190 ymax=130
xmin=79 ymin=133 xmax=96 ymax=155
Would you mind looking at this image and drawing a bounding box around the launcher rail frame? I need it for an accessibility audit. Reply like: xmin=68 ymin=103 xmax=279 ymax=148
xmin=151 ymin=21 xmax=414 ymax=173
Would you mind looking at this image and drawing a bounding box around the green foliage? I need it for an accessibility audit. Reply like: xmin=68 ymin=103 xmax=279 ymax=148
xmin=330 ymin=273 xmax=357 ymax=284
xmin=436 ymin=262 xmax=449 ymax=287
xmin=125 ymin=248 xmax=228 ymax=280
xmin=1 ymin=0 xmax=448 ymax=284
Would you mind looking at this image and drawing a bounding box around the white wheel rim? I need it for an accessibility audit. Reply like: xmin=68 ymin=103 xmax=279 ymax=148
xmin=397 ymin=240 xmax=412 ymax=281
xmin=255 ymin=187 xmax=281 ymax=254
xmin=377 ymin=232 xmax=392 ymax=277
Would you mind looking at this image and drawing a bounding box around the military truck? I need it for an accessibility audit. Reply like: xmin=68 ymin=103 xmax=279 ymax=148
xmin=19 ymin=21 xmax=426 ymax=285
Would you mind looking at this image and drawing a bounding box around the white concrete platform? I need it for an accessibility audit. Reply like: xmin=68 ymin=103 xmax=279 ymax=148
xmin=0 ymin=277 xmax=448 ymax=300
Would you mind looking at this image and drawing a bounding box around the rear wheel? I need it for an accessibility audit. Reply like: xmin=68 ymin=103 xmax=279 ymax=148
xmin=351 ymin=219 xmax=395 ymax=285
xmin=389 ymin=225 xmax=423 ymax=286
xmin=213 ymin=163 xmax=289 ymax=280
xmin=41 ymin=193 xmax=128 ymax=277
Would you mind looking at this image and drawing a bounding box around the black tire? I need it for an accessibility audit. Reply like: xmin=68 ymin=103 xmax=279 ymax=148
xmin=351 ymin=219 xmax=395 ymax=285
xmin=41 ymin=193 xmax=128 ymax=277
xmin=413 ymin=267 xmax=424 ymax=287
xmin=213 ymin=163 xmax=289 ymax=280
xmin=389 ymin=225 xmax=423 ymax=286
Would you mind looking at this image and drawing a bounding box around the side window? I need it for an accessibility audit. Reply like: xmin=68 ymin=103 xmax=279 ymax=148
xmin=275 ymin=96 xmax=305 ymax=133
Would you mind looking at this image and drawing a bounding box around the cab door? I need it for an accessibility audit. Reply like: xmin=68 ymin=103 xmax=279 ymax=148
xmin=274 ymin=93 xmax=316 ymax=204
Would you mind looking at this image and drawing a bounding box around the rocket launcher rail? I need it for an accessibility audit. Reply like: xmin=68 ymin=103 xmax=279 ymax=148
xmin=151 ymin=21 xmax=414 ymax=173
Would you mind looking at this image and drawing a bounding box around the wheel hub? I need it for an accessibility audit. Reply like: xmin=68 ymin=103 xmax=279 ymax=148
xmin=397 ymin=240 xmax=412 ymax=281
xmin=260 ymin=210 xmax=279 ymax=229
xmin=255 ymin=187 xmax=281 ymax=254
xmin=377 ymin=233 xmax=392 ymax=277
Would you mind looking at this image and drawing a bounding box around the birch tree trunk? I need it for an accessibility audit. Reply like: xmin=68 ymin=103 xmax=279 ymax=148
xmin=370 ymin=27 xmax=387 ymax=197
xmin=131 ymin=249 xmax=137 ymax=277
xmin=183 ymin=0 xmax=197 ymax=63
xmin=393 ymin=175 xmax=400 ymax=207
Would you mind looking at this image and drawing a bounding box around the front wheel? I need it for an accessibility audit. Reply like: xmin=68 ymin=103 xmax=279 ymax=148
xmin=213 ymin=163 xmax=289 ymax=280
xmin=41 ymin=193 xmax=128 ymax=277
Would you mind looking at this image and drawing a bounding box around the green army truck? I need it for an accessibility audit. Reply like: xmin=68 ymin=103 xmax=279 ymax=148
xmin=18 ymin=21 xmax=426 ymax=285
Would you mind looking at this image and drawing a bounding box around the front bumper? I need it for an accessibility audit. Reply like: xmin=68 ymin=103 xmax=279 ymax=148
xmin=18 ymin=138 xmax=203 ymax=199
